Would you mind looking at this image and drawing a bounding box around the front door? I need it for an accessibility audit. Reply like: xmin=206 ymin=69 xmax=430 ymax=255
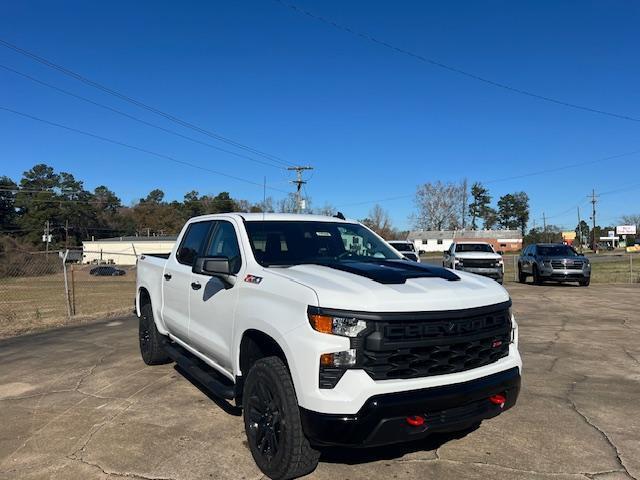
xmin=161 ymin=220 xmax=213 ymax=341
xmin=188 ymin=219 xmax=244 ymax=370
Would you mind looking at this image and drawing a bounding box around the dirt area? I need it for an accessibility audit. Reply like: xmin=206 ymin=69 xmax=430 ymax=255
xmin=0 ymin=283 xmax=638 ymax=479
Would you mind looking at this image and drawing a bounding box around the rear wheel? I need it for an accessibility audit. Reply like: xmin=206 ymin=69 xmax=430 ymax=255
xmin=139 ymin=303 xmax=171 ymax=365
xmin=243 ymin=357 xmax=319 ymax=480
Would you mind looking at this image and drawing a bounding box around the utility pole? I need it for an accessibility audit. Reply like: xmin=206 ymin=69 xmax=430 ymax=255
xmin=577 ymin=206 xmax=583 ymax=253
xmin=542 ymin=212 xmax=547 ymax=243
xmin=287 ymin=166 xmax=313 ymax=213
xmin=588 ymin=189 xmax=598 ymax=252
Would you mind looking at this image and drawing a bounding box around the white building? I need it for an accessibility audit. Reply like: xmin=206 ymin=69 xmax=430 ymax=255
xmin=407 ymin=230 xmax=523 ymax=253
xmin=82 ymin=236 xmax=177 ymax=265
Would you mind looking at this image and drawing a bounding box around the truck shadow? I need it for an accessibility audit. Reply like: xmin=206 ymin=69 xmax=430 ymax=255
xmin=317 ymin=425 xmax=479 ymax=465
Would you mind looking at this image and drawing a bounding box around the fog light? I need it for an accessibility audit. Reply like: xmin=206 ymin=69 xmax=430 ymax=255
xmin=320 ymin=349 xmax=357 ymax=368
xmin=489 ymin=393 xmax=506 ymax=407
xmin=406 ymin=415 xmax=425 ymax=427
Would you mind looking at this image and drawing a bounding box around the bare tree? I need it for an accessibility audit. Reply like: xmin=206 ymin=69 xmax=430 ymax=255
xmin=620 ymin=214 xmax=640 ymax=231
xmin=414 ymin=181 xmax=465 ymax=230
xmin=362 ymin=204 xmax=396 ymax=239
xmin=314 ymin=202 xmax=336 ymax=216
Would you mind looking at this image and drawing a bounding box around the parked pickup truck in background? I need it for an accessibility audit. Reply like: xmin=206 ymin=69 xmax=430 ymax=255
xmin=443 ymin=242 xmax=505 ymax=284
xmin=387 ymin=240 xmax=420 ymax=262
xmin=136 ymin=213 xmax=521 ymax=480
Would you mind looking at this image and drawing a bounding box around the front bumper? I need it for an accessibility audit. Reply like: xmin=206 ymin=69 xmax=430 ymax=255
xmin=299 ymin=367 xmax=520 ymax=447
xmin=540 ymin=268 xmax=590 ymax=281
xmin=457 ymin=266 xmax=504 ymax=281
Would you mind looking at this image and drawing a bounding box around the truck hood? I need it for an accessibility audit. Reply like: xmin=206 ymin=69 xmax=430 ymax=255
xmin=455 ymin=252 xmax=502 ymax=260
xmin=268 ymin=261 xmax=509 ymax=312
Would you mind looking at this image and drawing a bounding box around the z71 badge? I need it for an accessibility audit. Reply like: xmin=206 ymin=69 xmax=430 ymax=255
xmin=244 ymin=274 xmax=263 ymax=284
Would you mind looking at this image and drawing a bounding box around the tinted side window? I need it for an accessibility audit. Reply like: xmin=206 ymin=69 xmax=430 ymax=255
xmin=205 ymin=221 xmax=242 ymax=274
xmin=177 ymin=221 xmax=213 ymax=266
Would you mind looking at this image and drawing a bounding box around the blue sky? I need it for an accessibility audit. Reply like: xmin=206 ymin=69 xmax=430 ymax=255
xmin=1 ymin=0 xmax=639 ymax=230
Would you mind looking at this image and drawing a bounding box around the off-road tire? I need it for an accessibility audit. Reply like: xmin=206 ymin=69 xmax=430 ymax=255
xmin=518 ymin=265 xmax=527 ymax=283
xmin=139 ymin=303 xmax=171 ymax=365
xmin=579 ymin=277 xmax=591 ymax=287
xmin=243 ymin=356 xmax=320 ymax=480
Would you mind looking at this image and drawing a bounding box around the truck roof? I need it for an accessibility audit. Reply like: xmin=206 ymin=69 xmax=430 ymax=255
xmin=187 ymin=212 xmax=356 ymax=223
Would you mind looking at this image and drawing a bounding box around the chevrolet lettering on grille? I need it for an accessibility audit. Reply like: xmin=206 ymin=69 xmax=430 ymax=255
xmin=384 ymin=315 xmax=504 ymax=340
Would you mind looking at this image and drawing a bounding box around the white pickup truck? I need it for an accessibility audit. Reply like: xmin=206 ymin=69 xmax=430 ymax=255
xmin=136 ymin=213 xmax=521 ymax=480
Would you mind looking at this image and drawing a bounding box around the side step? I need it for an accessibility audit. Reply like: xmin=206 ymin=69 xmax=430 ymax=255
xmin=164 ymin=343 xmax=236 ymax=400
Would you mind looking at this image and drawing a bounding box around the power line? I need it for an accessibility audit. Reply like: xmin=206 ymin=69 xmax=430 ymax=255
xmin=334 ymin=150 xmax=640 ymax=209
xmin=0 ymin=105 xmax=290 ymax=194
xmin=0 ymin=38 xmax=297 ymax=167
xmin=0 ymin=63 xmax=287 ymax=170
xmin=274 ymin=0 xmax=640 ymax=123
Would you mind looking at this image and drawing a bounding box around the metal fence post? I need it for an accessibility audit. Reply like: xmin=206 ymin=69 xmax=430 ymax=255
xmin=71 ymin=263 xmax=76 ymax=316
xmin=62 ymin=249 xmax=72 ymax=320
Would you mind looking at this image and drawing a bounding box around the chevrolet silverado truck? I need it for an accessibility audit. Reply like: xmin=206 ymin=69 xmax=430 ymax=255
xmin=442 ymin=242 xmax=504 ymax=284
xmin=136 ymin=213 xmax=521 ymax=479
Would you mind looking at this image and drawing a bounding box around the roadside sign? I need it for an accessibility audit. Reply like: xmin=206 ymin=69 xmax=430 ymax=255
xmin=617 ymin=225 xmax=637 ymax=235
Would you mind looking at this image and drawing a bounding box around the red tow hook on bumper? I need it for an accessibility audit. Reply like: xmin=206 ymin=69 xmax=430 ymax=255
xmin=405 ymin=415 xmax=425 ymax=427
xmin=489 ymin=393 xmax=506 ymax=408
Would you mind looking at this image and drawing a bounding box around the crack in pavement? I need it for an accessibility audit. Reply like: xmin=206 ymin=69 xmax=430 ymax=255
xmin=567 ymin=378 xmax=636 ymax=480
xmin=67 ymin=455 xmax=179 ymax=480
xmin=397 ymin=456 xmax=626 ymax=478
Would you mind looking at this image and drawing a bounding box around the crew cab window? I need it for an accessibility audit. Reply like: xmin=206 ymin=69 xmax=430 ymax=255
xmin=205 ymin=221 xmax=242 ymax=274
xmin=176 ymin=221 xmax=213 ymax=266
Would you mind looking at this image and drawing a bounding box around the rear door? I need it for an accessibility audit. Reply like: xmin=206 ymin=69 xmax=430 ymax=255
xmin=161 ymin=220 xmax=213 ymax=341
xmin=188 ymin=219 xmax=244 ymax=369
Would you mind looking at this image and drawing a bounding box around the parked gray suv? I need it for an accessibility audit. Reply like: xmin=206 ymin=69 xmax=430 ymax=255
xmin=518 ymin=243 xmax=591 ymax=286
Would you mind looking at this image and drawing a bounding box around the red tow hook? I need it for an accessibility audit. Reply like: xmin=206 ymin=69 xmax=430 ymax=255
xmin=489 ymin=393 xmax=506 ymax=408
xmin=406 ymin=415 xmax=425 ymax=427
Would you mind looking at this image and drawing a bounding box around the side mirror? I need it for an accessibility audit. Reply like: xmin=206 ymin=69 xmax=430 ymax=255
xmin=497 ymin=250 xmax=504 ymax=255
xmin=192 ymin=256 xmax=235 ymax=286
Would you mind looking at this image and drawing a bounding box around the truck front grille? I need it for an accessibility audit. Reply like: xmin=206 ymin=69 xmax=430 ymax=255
xmin=360 ymin=303 xmax=511 ymax=381
xmin=461 ymin=259 xmax=496 ymax=268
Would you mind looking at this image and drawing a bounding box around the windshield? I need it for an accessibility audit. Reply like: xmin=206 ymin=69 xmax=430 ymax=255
xmin=455 ymin=243 xmax=494 ymax=253
xmin=390 ymin=242 xmax=415 ymax=252
xmin=245 ymin=221 xmax=402 ymax=266
xmin=537 ymin=245 xmax=578 ymax=257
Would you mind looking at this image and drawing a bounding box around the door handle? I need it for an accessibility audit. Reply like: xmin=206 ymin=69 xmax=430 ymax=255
xmin=164 ymin=273 xmax=172 ymax=281
xmin=191 ymin=282 xmax=201 ymax=290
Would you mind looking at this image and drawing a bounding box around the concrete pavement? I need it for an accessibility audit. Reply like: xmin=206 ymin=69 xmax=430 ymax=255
xmin=0 ymin=283 xmax=638 ymax=479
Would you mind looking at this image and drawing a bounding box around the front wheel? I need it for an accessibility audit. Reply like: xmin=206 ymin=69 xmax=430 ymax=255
xmin=518 ymin=265 xmax=527 ymax=283
xmin=533 ymin=265 xmax=543 ymax=285
xmin=579 ymin=277 xmax=591 ymax=287
xmin=243 ymin=357 xmax=319 ymax=480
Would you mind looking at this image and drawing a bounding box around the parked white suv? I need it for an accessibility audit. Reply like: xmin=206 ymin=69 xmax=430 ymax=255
xmin=136 ymin=214 xmax=521 ymax=479
xmin=443 ymin=242 xmax=504 ymax=284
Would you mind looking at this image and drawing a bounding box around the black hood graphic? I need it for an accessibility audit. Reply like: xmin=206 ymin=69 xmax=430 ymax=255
xmin=312 ymin=259 xmax=460 ymax=284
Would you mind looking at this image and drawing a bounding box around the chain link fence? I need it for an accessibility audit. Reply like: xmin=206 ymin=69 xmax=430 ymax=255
xmin=1 ymin=249 xmax=639 ymax=338
xmin=0 ymin=249 xmax=137 ymax=338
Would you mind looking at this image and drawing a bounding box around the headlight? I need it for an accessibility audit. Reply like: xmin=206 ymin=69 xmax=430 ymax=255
xmin=309 ymin=314 xmax=368 ymax=337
